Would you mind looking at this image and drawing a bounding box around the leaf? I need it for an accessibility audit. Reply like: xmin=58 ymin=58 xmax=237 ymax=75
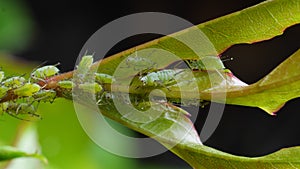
xmin=0 ymin=146 xmax=45 ymax=163
xmin=78 ymin=97 xmax=202 ymax=146
xmin=198 ymin=0 xmax=300 ymax=53
xmin=224 ymin=49 xmax=300 ymax=115
xmin=96 ymin=0 xmax=300 ymax=76
xmin=172 ymin=144 xmax=300 ymax=169
xmin=3 ymin=123 xmax=47 ymax=169
xmin=73 ymin=91 xmax=300 ymax=169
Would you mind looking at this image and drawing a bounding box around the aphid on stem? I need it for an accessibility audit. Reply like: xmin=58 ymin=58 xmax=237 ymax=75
xmin=123 ymin=48 xmax=157 ymax=71
xmin=139 ymin=69 xmax=183 ymax=88
xmin=13 ymin=83 xmax=41 ymax=97
xmin=57 ymin=80 xmax=74 ymax=90
xmin=3 ymin=102 xmax=40 ymax=121
xmin=30 ymin=64 xmax=60 ymax=82
xmin=185 ymin=56 xmax=225 ymax=71
xmin=33 ymin=90 xmax=56 ymax=103
xmin=95 ymin=73 xmax=115 ymax=84
xmin=78 ymin=82 xmax=103 ymax=94
xmin=76 ymin=55 xmax=94 ymax=76
xmin=2 ymin=76 xmax=26 ymax=89
xmin=0 ymin=86 xmax=9 ymax=99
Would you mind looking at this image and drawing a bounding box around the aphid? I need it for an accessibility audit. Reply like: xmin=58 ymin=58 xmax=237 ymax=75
xmin=140 ymin=69 xmax=181 ymax=87
xmin=125 ymin=57 xmax=156 ymax=71
xmin=3 ymin=102 xmax=40 ymax=121
xmin=2 ymin=76 xmax=26 ymax=89
xmin=0 ymin=102 xmax=9 ymax=115
xmin=32 ymin=89 xmax=56 ymax=103
xmin=134 ymin=100 xmax=151 ymax=111
xmin=13 ymin=83 xmax=41 ymax=97
xmin=95 ymin=73 xmax=115 ymax=84
xmin=31 ymin=65 xmax=60 ymax=82
xmin=97 ymin=92 xmax=114 ymax=105
xmin=124 ymin=49 xmax=157 ymax=71
xmin=78 ymin=82 xmax=103 ymax=93
xmin=0 ymin=71 xmax=4 ymax=82
xmin=186 ymin=56 xmax=225 ymax=71
xmin=77 ymin=55 xmax=94 ymax=76
xmin=57 ymin=80 xmax=74 ymax=89
xmin=0 ymin=86 xmax=9 ymax=99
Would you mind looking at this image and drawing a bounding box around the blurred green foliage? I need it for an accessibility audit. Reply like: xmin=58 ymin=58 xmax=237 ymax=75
xmin=0 ymin=1 xmax=34 ymax=52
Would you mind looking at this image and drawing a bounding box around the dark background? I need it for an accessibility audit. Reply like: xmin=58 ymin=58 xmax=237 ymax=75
xmin=13 ymin=0 xmax=300 ymax=167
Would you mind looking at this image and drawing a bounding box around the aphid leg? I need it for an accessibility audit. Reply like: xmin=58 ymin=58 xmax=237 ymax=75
xmin=16 ymin=103 xmax=24 ymax=115
xmin=7 ymin=112 xmax=31 ymax=121
xmin=155 ymin=80 xmax=171 ymax=91
xmin=31 ymin=76 xmax=46 ymax=83
xmin=96 ymin=91 xmax=106 ymax=105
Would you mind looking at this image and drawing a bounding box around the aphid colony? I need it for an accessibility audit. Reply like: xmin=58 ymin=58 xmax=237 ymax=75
xmin=0 ymin=65 xmax=60 ymax=120
xmin=0 ymin=56 xmax=117 ymax=120
xmin=0 ymin=53 xmax=230 ymax=120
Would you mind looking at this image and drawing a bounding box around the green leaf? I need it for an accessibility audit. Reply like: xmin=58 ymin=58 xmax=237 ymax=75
xmin=172 ymin=144 xmax=300 ymax=169
xmin=97 ymin=0 xmax=300 ymax=76
xmin=82 ymin=0 xmax=300 ymax=168
xmin=94 ymin=99 xmax=202 ymax=146
xmin=0 ymin=146 xmax=45 ymax=163
xmin=198 ymin=0 xmax=300 ymax=53
xmin=2 ymin=123 xmax=48 ymax=168
xmin=83 ymin=93 xmax=300 ymax=169
xmin=225 ymin=49 xmax=300 ymax=114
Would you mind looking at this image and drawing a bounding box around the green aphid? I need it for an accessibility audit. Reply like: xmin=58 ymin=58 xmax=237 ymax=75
xmin=140 ymin=69 xmax=179 ymax=87
xmin=14 ymin=103 xmax=36 ymax=115
xmin=31 ymin=65 xmax=60 ymax=81
xmin=0 ymin=86 xmax=9 ymax=99
xmin=95 ymin=73 xmax=115 ymax=84
xmin=13 ymin=83 xmax=41 ymax=97
xmin=0 ymin=102 xmax=39 ymax=120
xmin=134 ymin=101 xmax=151 ymax=111
xmin=33 ymin=90 xmax=56 ymax=102
xmin=8 ymin=102 xmax=40 ymax=121
xmin=0 ymin=71 xmax=4 ymax=82
xmin=186 ymin=56 xmax=225 ymax=71
xmin=0 ymin=102 xmax=9 ymax=115
xmin=2 ymin=76 xmax=26 ymax=89
xmin=79 ymin=82 xmax=103 ymax=93
xmin=125 ymin=57 xmax=156 ymax=71
xmin=57 ymin=80 xmax=74 ymax=89
xmin=77 ymin=55 xmax=94 ymax=76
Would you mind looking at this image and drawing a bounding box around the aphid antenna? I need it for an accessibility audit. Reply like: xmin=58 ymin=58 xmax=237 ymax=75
xmin=174 ymin=69 xmax=186 ymax=76
xmin=220 ymin=55 xmax=234 ymax=62
xmin=29 ymin=61 xmax=48 ymax=83
xmin=83 ymin=50 xmax=95 ymax=57
xmin=53 ymin=62 xmax=61 ymax=67
xmin=32 ymin=61 xmax=48 ymax=73
xmin=134 ymin=47 xmax=138 ymax=57
xmin=15 ymin=104 xmax=22 ymax=115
